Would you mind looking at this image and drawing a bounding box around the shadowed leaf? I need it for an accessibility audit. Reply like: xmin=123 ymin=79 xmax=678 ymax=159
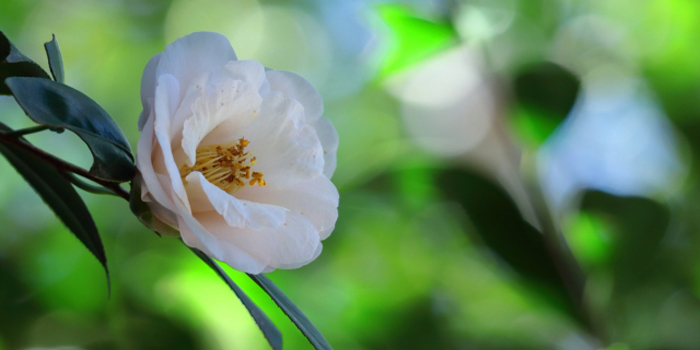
xmin=6 ymin=77 xmax=135 ymax=182
xmin=44 ymin=34 xmax=64 ymax=83
xmin=191 ymin=248 xmax=283 ymax=350
xmin=579 ymin=190 xmax=670 ymax=292
xmin=512 ymin=62 xmax=581 ymax=144
xmin=249 ymin=273 xmax=333 ymax=350
xmin=0 ymin=31 xmax=50 ymax=94
xmin=515 ymin=62 xmax=581 ymax=117
xmin=438 ymin=168 xmax=580 ymax=321
xmin=0 ymin=123 xmax=108 ymax=281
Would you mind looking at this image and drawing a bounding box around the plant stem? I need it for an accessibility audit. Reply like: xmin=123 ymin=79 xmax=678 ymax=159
xmin=64 ymin=172 xmax=120 ymax=196
xmin=526 ymin=180 xmax=609 ymax=344
xmin=0 ymin=130 xmax=130 ymax=201
xmin=6 ymin=125 xmax=53 ymax=137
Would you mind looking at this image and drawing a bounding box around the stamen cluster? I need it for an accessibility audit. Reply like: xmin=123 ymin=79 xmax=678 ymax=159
xmin=180 ymin=137 xmax=266 ymax=192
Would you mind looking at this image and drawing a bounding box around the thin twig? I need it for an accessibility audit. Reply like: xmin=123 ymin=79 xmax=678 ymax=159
xmin=525 ymin=180 xmax=609 ymax=344
xmin=0 ymin=131 xmax=130 ymax=201
xmin=64 ymin=172 xmax=119 ymax=196
xmin=6 ymin=125 xmax=53 ymax=137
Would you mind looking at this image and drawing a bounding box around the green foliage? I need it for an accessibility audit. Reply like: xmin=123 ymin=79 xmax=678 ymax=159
xmin=0 ymin=31 xmax=50 ymax=94
xmin=43 ymin=34 xmax=64 ymax=83
xmin=377 ymin=4 xmax=457 ymax=78
xmin=0 ymin=123 xmax=108 ymax=281
xmin=249 ymin=273 xmax=333 ymax=350
xmin=3 ymin=1 xmax=700 ymax=349
xmin=511 ymin=62 xmax=581 ymax=146
xmin=438 ymin=168 xmax=581 ymax=324
xmin=6 ymin=77 xmax=135 ymax=182
xmin=128 ymin=175 xmax=179 ymax=237
xmin=579 ymin=191 xmax=670 ymax=293
xmin=191 ymin=248 xmax=283 ymax=350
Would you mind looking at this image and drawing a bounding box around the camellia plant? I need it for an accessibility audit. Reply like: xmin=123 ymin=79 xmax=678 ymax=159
xmin=0 ymin=31 xmax=337 ymax=350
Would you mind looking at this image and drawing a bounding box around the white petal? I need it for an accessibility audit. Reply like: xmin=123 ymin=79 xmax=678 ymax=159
xmin=223 ymin=60 xmax=267 ymax=92
xmin=167 ymin=73 xmax=208 ymax=139
xmin=266 ymin=69 xmax=323 ymax=122
xmin=243 ymin=92 xmax=324 ymax=187
xmin=154 ymin=74 xmax=190 ymax=212
xmin=179 ymin=213 xmax=270 ymax=274
xmin=156 ymin=32 xmax=237 ymax=102
xmin=138 ymin=53 xmax=161 ymax=131
xmin=268 ymin=243 xmax=323 ymax=270
xmin=313 ymin=117 xmax=339 ymax=178
xmin=235 ymin=175 xmax=338 ymax=239
xmin=181 ymin=75 xmax=263 ymax=166
xmin=184 ymin=172 xmax=287 ymax=230
xmin=319 ymin=225 xmax=335 ymax=241
xmin=195 ymin=211 xmax=321 ymax=270
xmin=136 ymin=114 xmax=178 ymax=214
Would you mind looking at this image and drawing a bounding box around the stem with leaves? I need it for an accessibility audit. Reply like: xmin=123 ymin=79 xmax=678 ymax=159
xmin=524 ymin=171 xmax=609 ymax=344
xmin=0 ymin=127 xmax=130 ymax=200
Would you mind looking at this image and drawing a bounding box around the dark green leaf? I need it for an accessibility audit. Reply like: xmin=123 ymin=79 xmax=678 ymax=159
xmin=515 ymin=62 xmax=581 ymax=117
xmin=0 ymin=32 xmax=10 ymax=60
xmin=248 ymin=273 xmax=333 ymax=350
xmin=190 ymin=248 xmax=283 ymax=350
xmin=44 ymin=34 xmax=64 ymax=83
xmin=6 ymin=77 xmax=135 ymax=182
xmin=579 ymin=190 xmax=670 ymax=293
xmin=438 ymin=169 xmax=580 ymax=320
xmin=0 ymin=31 xmax=50 ymax=95
xmin=0 ymin=123 xmax=108 ymax=281
xmin=129 ymin=175 xmax=179 ymax=237
xmin=512 ymin=62 xmax=580 ymax=144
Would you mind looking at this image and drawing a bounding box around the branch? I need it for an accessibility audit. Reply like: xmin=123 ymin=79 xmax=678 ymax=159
xmin=0 ymin=130 xmax=130 ymax=201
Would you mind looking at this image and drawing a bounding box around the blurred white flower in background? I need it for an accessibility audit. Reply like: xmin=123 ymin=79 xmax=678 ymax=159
xmin=136 ymin=32 xmax=339 ymax=274
xmin=385 ymin=44 xmax=534 ymax=220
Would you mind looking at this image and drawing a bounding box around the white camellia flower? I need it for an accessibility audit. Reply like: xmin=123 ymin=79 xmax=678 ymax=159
xmin=135 ymin=32 xmax=339 ymax=274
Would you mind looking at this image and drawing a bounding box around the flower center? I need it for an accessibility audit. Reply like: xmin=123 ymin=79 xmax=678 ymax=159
xmin=180 ymin=137 xmax=266 ymax=193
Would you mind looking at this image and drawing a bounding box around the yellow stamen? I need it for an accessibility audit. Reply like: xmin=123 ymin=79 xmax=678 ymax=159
xmin=179 ymin=137 xmax=266 ymax=193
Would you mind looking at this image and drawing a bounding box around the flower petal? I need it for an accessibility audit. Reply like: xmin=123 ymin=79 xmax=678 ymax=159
xmin=223 ymin=60 xmax=267 ymax=92
xmin=184 ymin=172 xmax=288 ymax=230
xmin=270 ymin=243 xmax=324 ymax=270
xmin=179 ymin=213 xmax=270 ymax=273
xmin=156 ymin=32 xmax=237 ymax=102
xmin=180 ymin=74 xmax=263 ymax=166
xmin=138 ymin=53 xmax=161 ymax=131
xmin=235 ymin=175 xmax=338 ymax=239
xmin=242 ymin=92 xmax=325 ymax=187
xmin=153 ymin=74 xmax=191 ymax=212
xmin=136 ymin=113 xmax=177 ymax=214
xmin=313 ymin=117 xmax=339 ymax=178
xmin=193 ymin=211 xmax=321 ymax=272
xmin=266 ymin=69 xmax=323 ymax=122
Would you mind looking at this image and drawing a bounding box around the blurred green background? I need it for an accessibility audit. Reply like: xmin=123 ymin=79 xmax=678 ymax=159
xmin=2 ymin=0 xmax=700 ymax=349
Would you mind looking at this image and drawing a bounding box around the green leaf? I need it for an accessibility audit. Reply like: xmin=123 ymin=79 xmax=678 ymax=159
xmin=579 ymin=190 xmax=670 ymax=293
xmin=512 ymin=62 xmax=581 ymax=144
xmin=0 ymin=123 xmax=108 ymax=281
xmin=515 ymin=62 xmax=581 ymax=117
xmin=0 ymin=31 xmax=51 ymax=94
xmin=43 ymin=34 xmax=64 ymax=83
xmin=377 ymin=4 xmax=457 ymax=78
xmin=438 ymin=169 xmax=581 ymax=321
xmin=129 ymin=175 xmax=179 ymax=237
xmin=0 ymin=32 xmax=9 ymax=60
xmin=248 ymin=273 xmax=333 ymax=350
xmin=190 ymin=248 xmax=283 ymax=350
xmin=5 ymin=77 xmax=135 ymax=182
